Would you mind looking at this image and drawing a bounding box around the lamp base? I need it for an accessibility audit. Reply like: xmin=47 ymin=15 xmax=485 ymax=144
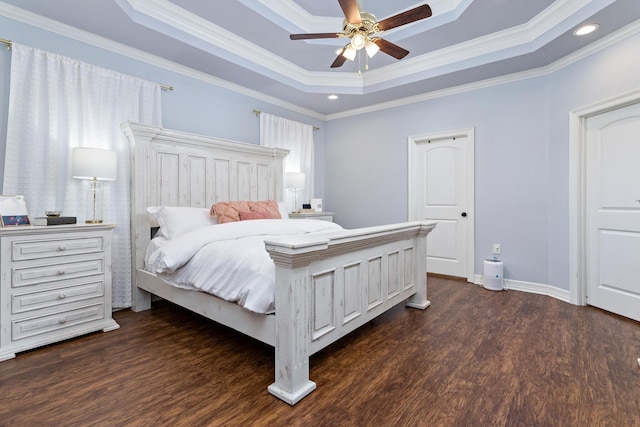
xmin=85 ymin=180 xmax=104 ymax=224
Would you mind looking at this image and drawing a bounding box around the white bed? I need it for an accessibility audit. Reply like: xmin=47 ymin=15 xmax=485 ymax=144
xmin=122 ymin=122 xmax=436 ymax=405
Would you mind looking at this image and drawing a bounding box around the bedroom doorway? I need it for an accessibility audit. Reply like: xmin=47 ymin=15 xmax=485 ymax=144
xmin=570 ymin=89 xmax=640 ymax=322
xmin=408 ymin=128 xmax=475 ymax=282
xmin=583 ymin=101 xmax=640 ymax=322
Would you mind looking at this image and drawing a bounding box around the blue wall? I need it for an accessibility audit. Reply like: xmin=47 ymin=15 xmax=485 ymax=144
xmin=2 ymin=13 xmax=639 ymax=292
xmin=325 ymin=29 xmax=640 ymax=291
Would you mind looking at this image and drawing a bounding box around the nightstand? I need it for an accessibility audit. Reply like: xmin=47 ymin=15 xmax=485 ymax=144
xmin=0 ymin=223 xmax=119 ymax=361
xmin=289 ymin=212 xmax=334 ymax=222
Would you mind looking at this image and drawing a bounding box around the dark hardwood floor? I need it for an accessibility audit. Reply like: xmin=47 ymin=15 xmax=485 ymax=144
xmin=1 ymin=276 xmax=639 ymax=426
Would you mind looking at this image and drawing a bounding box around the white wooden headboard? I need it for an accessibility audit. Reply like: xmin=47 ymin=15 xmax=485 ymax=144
xmin=122 ymin=122 xmax=289 ymax=271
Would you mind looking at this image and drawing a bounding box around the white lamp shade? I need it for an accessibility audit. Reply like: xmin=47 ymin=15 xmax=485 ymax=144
xmin=342 ymin=45 xmax=357 ymax=61
xmin=285 ymin=172 xmax=305 ymax=189
xmin=72 ymin=147 xmax=117 ymax=181
xmin=350 ymin=33 xmax=365 ymax=50
xmin=365 ymin=40 xmax=380 ymax=57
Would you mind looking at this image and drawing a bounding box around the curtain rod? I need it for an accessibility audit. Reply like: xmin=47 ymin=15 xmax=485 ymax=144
xmin=253 ymin=109 xmax=319 ymax=131
xmin=1 ymin=38 xmax=171 ymax=90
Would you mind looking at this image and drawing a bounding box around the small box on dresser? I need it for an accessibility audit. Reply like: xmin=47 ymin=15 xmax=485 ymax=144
xmin=0 ymin=223 xmax=119 ymax=361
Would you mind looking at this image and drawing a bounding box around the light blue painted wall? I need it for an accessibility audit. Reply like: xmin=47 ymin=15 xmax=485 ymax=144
xmin=544 ymin=31 xmax=640 ymax=290
xmin=325 ymin=30 xmax=640 ymax=291
xmin=0 ymin=16 xmax=327 ymax=199
xmin=325 ymin=78 xmax=550 ymax=285
xmin=2 ymin=14 xmax=638 ymax=292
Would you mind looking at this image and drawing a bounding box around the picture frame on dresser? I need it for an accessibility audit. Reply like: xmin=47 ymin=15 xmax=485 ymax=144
xmin=310 ymin=198 xmax=322 ymax=212
xmin=0 ymin=195 xmax=31 ymax=227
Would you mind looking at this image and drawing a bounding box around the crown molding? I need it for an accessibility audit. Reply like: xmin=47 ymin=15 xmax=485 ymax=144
xmin=4 ymin=0 xmax=616 ymax=96
xmin=238 ymin=0 xmax=469 ymax=39
xmin=2 ymin=0 xmax=637 ymax=122
xmin=114 ymin=0 xmax=616 ymax=94
xmin=351 ymin=0 xmax=615 ymax=90
xmin=327 ymin=18 xmax=640 ymax=120
xmin=115 ymin=0 xmax=477 ymax=92
xmin=0 ymin=1 xmax=326 ymax=120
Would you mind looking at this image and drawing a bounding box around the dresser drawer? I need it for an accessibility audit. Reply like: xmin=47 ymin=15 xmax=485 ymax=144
xmin=12 ymin=279 xmax=105 ymax=314
xmin=12 ymin=303 xmax=105 ymax=341
xmin=12 ymin=258 xmax=104 ymax=288
xmin=11 ymin=236 xmax=104 ymax=261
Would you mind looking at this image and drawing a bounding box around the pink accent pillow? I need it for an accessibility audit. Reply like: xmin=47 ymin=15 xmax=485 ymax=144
xmin=239 ymin=211 xmax=275 ymax=221
xmin=210 ymin=201 xmax=250 ymax=223
xmin=211 ymin=200 xmax=281 ymax=223
xmin=247 ymin=200 xmax=281 ymax=219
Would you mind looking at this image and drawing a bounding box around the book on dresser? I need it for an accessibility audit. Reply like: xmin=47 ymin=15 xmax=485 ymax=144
xmin=32 ymin=216 xmax=77 ymax=226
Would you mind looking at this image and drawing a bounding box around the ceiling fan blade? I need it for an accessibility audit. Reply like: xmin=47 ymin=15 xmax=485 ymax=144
xmin=377 ymin=4 xmax=432 ymax=31
xmin=290 ymin=33 xmax=340 ymax=40
xmin=338 ymin=0 xmax=361 ymax=24
xmin=331 ymin=48 xmax=348 ymax=68
xmin=374 ymin=38 xmax=410 ymax=60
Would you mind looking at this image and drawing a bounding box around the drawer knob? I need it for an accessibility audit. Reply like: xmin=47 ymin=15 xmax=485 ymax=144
xmin=57 ymin=270 xmax=65 ymax=275
xmin=58 ymin=293 xmax=66 ymax=300
xmin=59 ymin=318 xmax=66 ymax=324
xmin=58 ymin=245 xmax=67 ymax=251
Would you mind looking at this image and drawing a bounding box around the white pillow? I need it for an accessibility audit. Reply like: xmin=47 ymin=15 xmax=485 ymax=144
xmin=278 ymin=202 xmax=289 ymax=219
xmin=147 ymin=206 xmax=218 ymax=240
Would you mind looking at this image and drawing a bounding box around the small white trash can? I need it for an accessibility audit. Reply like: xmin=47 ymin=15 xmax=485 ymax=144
xmin=483 ymin=259 xmax=504 ymax=291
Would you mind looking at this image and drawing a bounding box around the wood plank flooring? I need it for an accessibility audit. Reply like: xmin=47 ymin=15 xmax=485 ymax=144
xmin=1 ymin=276 xmax=639 ymax=426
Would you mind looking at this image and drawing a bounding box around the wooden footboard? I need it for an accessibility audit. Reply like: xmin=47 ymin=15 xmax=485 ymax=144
xmin=265 ymin=221 xmax=435 ymax=405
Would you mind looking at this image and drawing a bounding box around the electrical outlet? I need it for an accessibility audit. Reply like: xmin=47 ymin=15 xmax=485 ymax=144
xmin=493 ymin=244 xmax=501 ymax=255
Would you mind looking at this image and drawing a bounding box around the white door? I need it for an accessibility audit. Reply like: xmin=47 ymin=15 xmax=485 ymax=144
xmin=408 ymin=130 xmax=474 ymax=281
xmin=585 ymin=102 xmax=640 ymax=322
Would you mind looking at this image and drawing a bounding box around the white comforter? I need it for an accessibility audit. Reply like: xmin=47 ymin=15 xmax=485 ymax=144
xmin=145 ymin=219 xmax=343 ymax=314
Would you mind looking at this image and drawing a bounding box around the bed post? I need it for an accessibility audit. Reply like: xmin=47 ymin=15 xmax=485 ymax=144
xmin=406 ymin=222 xmax=434 ymax=310
xmin=122 ymin=121 xmax=158 ymax=312
xmin=266 ymin=239 xmax=330 ymax=405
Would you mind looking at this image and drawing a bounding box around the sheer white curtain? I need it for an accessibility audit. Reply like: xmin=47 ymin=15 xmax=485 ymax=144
xmin=259 ymin=113 xmax=314 ymax=212
xmin=3 ymin=43 xmax=162 ymax=308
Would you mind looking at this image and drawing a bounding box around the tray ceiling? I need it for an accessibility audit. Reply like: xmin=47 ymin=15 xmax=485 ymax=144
xmin=1 ymin=0 xmax=639 ymax=117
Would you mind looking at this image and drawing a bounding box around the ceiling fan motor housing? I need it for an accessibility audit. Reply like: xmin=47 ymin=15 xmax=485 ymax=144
xmin=342 ymin=11 xmax=379 ymax=40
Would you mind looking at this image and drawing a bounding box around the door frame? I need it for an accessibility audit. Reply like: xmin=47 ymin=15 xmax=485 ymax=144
xmin=568 ymin=88 xmax=640 ymax=305
xmin=408 ymin=127 xmax=475 ymax=283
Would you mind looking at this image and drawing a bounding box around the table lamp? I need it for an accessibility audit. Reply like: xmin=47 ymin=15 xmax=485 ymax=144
xmin=72 ymin=147 xmax=117 ymax=223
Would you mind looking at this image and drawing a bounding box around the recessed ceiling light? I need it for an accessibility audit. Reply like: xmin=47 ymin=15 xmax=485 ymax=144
xmin=574 ymin=23 xmax=599 ymax=36
xmin=327 ymin=95 xmax=338 ymax=100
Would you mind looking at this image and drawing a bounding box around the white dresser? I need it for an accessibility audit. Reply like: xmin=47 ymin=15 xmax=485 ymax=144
xmin=0 ymin=224 xmax=119 ymax=361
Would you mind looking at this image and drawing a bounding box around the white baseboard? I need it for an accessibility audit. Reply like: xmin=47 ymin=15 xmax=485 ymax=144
xmin=473 ymin=275 xmax=571 ymax=304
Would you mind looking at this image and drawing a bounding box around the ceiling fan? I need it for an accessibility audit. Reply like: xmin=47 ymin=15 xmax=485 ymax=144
xmin=289 ymin=0 xmax=432 ymax=68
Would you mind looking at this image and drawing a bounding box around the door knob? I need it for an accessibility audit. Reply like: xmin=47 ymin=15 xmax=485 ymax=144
xmin=461 ymin=212 xmax=467 ymax=217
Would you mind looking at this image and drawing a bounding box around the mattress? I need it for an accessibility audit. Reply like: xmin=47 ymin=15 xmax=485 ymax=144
xmin=144 ymin=218 xmax=343 ymax=314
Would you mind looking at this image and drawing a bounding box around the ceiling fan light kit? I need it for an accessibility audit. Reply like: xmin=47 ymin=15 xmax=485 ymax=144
xmin=350 ymin=33 xmax=366 ymax=50
xmin=290 ymin=0 xmax=432 ymax=70
xmin=364 ymin=39 xmax=380 ymax=57
xmin=343 ymin=45 xmax=357 ymax=60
